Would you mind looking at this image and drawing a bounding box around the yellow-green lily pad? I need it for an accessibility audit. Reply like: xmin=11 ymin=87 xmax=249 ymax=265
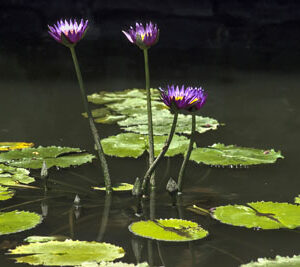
xmin=24 ymin=235 xmax=68 ymax=243
xmin=0 ymin=185 xmax=15 ymax=201
xmin=78 ymin=262 xmax=149 ymax=267
xmin=212 ymin=201 xmax=300 ymax=230
xmin=93 ymin=183 xmax=133 ymax=192
xmin=0 ymin=142 xmax=34 ymax=151
xmin=241 ymin=255 xmax=300 ymax=267
xmin=0 ymin=146 xmax=95 ymax=169
xmin=128 ymin=219 xmax=208 ymax=242
xmin=9 ymin=240 xmax=125 ymax=266
xmin=0 ymin=164 xmax=35 ymax=186
xmin=190 ymin=143 xmax=283 ymax=167
xmin=295 ymin=195 xmax=300 ymax=204
xmin=0 ymin=210 xmax=42 ymax=235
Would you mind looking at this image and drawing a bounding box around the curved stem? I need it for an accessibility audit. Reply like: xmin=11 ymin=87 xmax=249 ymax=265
xmin=142 ymin=113 xmax=178 ymax=193
xmin=69 ymin=46 xmax=111 ymax=193
xmin=143 ymin=48 xmax=155 ymax=187
xmin=178 ymin=114 xmax=196 ymax=193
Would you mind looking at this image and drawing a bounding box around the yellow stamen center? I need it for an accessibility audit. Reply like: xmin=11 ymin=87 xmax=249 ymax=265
xmin=189 ymin=98 xmax=199 ymax=104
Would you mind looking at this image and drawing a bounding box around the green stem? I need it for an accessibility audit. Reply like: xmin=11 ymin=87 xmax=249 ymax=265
xmin=69 ymin=46 xmax=111 ymax=193
xmin=178 ymin=114 xmax=196 ymax=193
xmin=142 ymin=113 xmax=178 ymax=193
xmin=143 ymin=48 xmax=155 ymax=187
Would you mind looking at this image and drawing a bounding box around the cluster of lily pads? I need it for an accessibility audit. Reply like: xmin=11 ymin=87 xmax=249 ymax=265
xmin=0 ymin=18 xmax=299 ymax=266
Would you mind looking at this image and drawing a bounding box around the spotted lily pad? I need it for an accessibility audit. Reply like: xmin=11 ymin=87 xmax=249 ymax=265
xmin=0 ymin=185 xmax=15 ymax=201
xmin=0 ymin=142 xmax=34 ymax=151
xmin=0 ymin=164 xmax=35 ymax=186
xmin=0 ymin=146 xmax=95 ymax=169
xmin=0 ymin=210 xmax=42 ymax=235
xmin=24 ymin=235 xmax=68 ymax=243
xmin=212 ymin=201 xmax=300 ymax=229
xmin=78 ymin=262 xmax=149 ymax=267
xmin=190 ymin=143 xmax=283 ymax=167
xmin=93 ymin=183 xmax=133 ymax=192
xmin=241 ymin=255 xmax=300 ymax=267
xmin=128 ymin=219 xmax=208 ymax=242
xmin=101 ymin=133 xmax=190 ymax=158
xmin=295 ymin=195 xmax=300 ymax=204
xmin=8 ymin=240 xmax=125 ymax=266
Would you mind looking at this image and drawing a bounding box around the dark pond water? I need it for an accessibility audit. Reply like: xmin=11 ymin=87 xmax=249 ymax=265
xmin=0 ymin=41 xmax=299 ymax=267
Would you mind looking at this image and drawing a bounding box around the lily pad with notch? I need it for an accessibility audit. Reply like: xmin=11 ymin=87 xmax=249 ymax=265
xmin=8 ymin=240 xmax=125 ymax=266
xmin=240 ymin=254 xmax=300 ymax=267
xmin=212 ymin=201 xmax=300 ymax=230
xmin=190 ymin=143 xmax=283 ymax=167
xmin=128 ymin=218 xmax=208 ymax=242
xmin=0 ymin=146 xmax=95 ymax=169
xmin=0 ymin=210 xmax=42 ymax=235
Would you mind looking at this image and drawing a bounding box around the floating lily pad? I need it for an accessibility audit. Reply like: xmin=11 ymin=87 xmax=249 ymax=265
xmin=0 ymin=142 xmax=34 ymax=151
xmin=0 ymin=210 xmax=42 ymax=235
xmin=295 ymin=195 xmax=300 ymax=204
xmin=9 ymin=240 xmax=125 ymax=266
xmin=190 ymin=143 xmax=283 ymax=167
xmin=101 ymin=133 xmax=190 ymax=158
xmin=0 ymin=146 xmax=95 ymax=169
xmin=212 ymin=201 xmax=300 ymax=229
xmin=0 ymin=164 xmax=35 ymax=186
xmin=24 ymin=235 xmax=68 ymax=243
xmin=93 ymin=183 xmax=134 ymax=192
xmin=128 ymin=219 xmax=208 ymax=242
xmin=118 ymin=109 xmax=219 ymax=136
xmin=241 ymin=255 xmax=300 ymax=267
xmin=78 ymin=262 xmax=149 ymax=267
xmin=0 ymin=185 xmax=15 ymax=201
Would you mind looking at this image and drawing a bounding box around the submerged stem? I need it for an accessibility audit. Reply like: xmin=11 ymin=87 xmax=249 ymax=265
xmin=178 ymin=114 xmax=196 ymax=193
xmin=142 ymin=113 xmax=178 ymax=193
xmin=69 ymin=46 xmax=111 ymax=193
xmin=143 ymin=48 xmax=155 ymax=187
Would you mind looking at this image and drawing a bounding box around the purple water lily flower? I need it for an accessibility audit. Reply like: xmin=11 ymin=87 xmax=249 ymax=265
xmin=159 ymin=85 xmax=207 ymax=113
xmin=48 ymin=19 xmax=88 ymax=47
xmin=122 ymin=22 xmax=159 ymax=49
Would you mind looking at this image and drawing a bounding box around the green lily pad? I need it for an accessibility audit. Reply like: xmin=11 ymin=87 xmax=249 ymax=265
xmin=0 ymin=142 xmax=34 ymax=151
xmin=118 ymin=109 xmax=219 ymax=136
xmin=295 ymin=195 xmax=300 ymax=204
xmin=212 ymin=201 xmax=300 ymax=229
xmin=190 ymin=143 xmax=283 ymax=167
xmin=0 ymin=164 xmax=35 ymax=186
xmin=241 ymin=255 xmax=300 ymax=267
xmin=101 ymin=133 xmax=190 ymax=158
xmin=93 ymin=183 xmax=134 ymax=192
xmin=128 ymin=219 xmax=208 ymax=242
xmin=24 ymin=235 xmax=68 ymax=243
xmin=0 ymin=210 xmax=42 ymax=235
xmin=78 ymin=262 xmax=149 ymax=267
xmin=9 ymin=240 xmax=125 ymax=266
xmin=0 ymin=146 xmax=95 ymax=169
xmin=0 ymin=185 xmax=15 ymax=201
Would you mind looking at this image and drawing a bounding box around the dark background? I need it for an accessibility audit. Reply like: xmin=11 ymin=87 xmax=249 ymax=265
xmin=1 ymin=0 xmax=300 ymax=83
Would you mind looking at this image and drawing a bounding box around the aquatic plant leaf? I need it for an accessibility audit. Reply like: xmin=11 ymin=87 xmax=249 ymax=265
xmin=295 ymin=195 xmax=300 ymax=204
xmin=101 ymin=133 xmax=190 ymax=158
xmin=0 ymin=210 xmax=42 ymax=235
xmin=78 ymin=261 xmax=149 ymax=267
xmin=87 ymin=88 xmax=160 ymax=105
xmin=0 ymin=142 xmax=34 ymax=151
xmin=212 ymin=201 xmax=300 ymax=229
xmin=24 ymin=235 xmax=68 ymax=243
xmin=93 ymin=183 xmax=134 ymax=192
xmin=128 ymin=219 xmax=208 ymax=242
xmin=190 ymin=143 xmax=283 ymax=167
xmin=101 ymin=133 xmax=146 ymax=158
xmin=0 ymin=185 xmax=15 ymax=201
xmin=0 ymin=146 xmax=95 ymax=169
xmin=0 ymin=164 xmax=35 ymax=186
xmin=240 ymin=255 xmax=300 ymax=267
xmin=118 ymin=109 xmax=219 ymax=135
xmin=9 ymin=240 xmax=125 ymax=266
